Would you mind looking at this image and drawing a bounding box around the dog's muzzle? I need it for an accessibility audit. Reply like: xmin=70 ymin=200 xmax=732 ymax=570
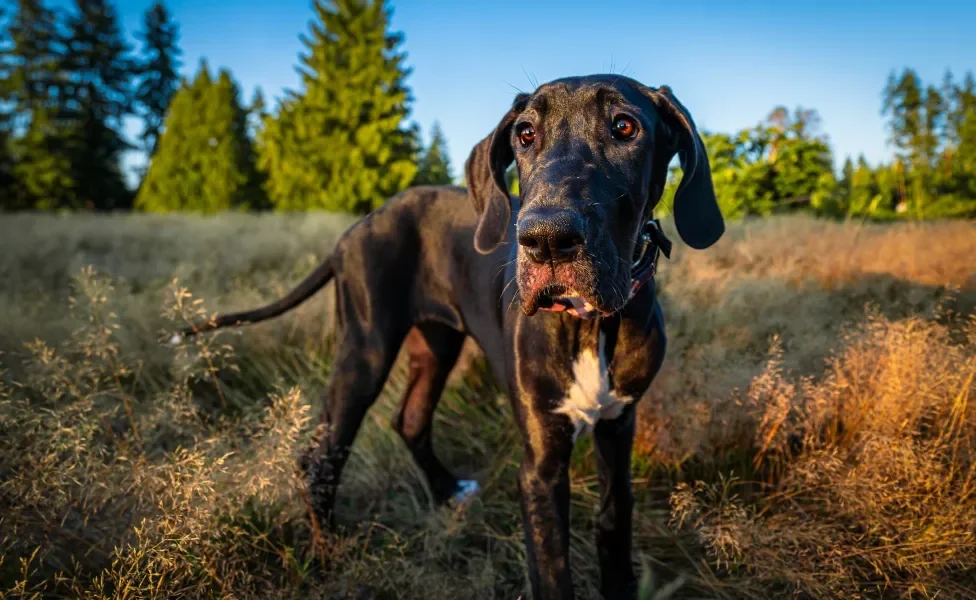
xmin=540 ymin=219 xmax=672 ymax=320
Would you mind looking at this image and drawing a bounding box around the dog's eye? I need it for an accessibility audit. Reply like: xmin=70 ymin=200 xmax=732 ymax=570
xmin=611 ymin=116 xmax=638 ymax=140
xmin=517 ymin=123 xmax=536 ymax=147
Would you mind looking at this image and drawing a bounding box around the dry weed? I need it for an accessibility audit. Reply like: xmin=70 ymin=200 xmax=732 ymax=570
xmin=0 ymin=213 xmax=973 ymax=598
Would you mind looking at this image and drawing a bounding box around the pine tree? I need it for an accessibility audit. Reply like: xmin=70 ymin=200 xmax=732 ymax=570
xmin=848 ymin=154 xmax=880 ymax=217
xmin=883 ymin=69 xmax=925 ymax=162
xmin=840 ymin=156 xmax=855 ymax=193
xmin=3 ymin=0 xmax=78 ymax=210
xmin=136 ymin=61 xmax=265 ymax=213
xmin=882 ymin=69 xmax=932 ymax=216
xmin=836 ymin=156 xmax=855 ymax=215
xmin=63 ymin=0 xmax=132 ymax=123
xmin=0 ymin=6 xmax=16 ymax=206
xmin=245 ymin=87 xmax=271 ymax=209
xmin=258 ymin=0 xmax=419 ymax=213
xmin=413 ymin=121 xmax=454 ymax=186
xmin=3 ymin=0 xmax=64 ymax=123
xmin=247 ymin=87 xmax=267 ymax=139
xmin=11 ymin=107 xmax=77 ymax=209
xmin=62 ymin=0 xmax=135 ymax=210
xmin=135 ymin=1 xmax=180 ymax=156
xmin=949 ymin=71 xmax=976 ymax=198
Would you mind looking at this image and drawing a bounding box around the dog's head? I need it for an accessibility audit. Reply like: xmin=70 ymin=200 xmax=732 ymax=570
xmin=465 ymin=75 xmax=724 ymax=316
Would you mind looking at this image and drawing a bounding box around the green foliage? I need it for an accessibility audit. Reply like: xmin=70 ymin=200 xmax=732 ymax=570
xmin=0 ymin=7 xmax=15 ymax=203
xmin=9 ymin=108 xmax=76 ymax=210
xmin=1 ymin=0 xmax=68 ymax=211
xmin=0 ymin=128 xmax=13 ymax=206
xmin=412 ymin=121 xmax=454 ymax=186
xmin=62 ymin=0 xmax=136 ymax=210
xmin=868 ymin=68 xmax=976 ymax=219
xmin=2 ymin=0 xmax=64 ymax=120
xmin=682 ymin=107 xmax=836 ymax=220
xmin=257 ymin=0 xmax=419 ymax=214
xmin=135 ymin=62 xmax=266 ymax=213
xmin=505 ymin=163 xmax=519 ymax=195
xmin=660 ymin=71 xmax=976 ymax=223
xmin=1 ymin=0 xmax=137 ymax=211
xmin=135 ymin=1 xmax=181 ymax=156
xmin=1 ymin=0 xmax=974 ymax=222
xmin=63 ymin=0 xmax=133 ymax=124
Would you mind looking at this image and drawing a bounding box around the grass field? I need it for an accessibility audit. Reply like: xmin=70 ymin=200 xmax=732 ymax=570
xmin=1 ymin=211 xmax=975 ymax=599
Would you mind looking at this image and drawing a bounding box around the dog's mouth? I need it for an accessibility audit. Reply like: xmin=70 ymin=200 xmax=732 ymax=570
xmin=523 ymin=220 xmax=671 ymax=320
xmin=530 ymin=283 xmax=606 ymax=319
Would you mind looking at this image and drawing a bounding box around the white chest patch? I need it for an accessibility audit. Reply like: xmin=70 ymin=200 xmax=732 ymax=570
xmin=552 ymin=331 xmax=634 ymax=440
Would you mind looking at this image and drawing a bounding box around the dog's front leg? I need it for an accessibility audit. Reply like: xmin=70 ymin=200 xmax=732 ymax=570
xmin=593 ymin=404 xmax=638 ymax=599
xmin=516 ymin=408 xmax=577 ymax=600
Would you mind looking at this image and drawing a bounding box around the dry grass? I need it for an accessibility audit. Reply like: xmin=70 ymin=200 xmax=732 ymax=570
xmin=1 ymin=211 xmax=974 ymax=599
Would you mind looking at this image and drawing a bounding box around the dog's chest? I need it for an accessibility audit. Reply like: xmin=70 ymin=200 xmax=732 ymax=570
xmin=552 ymin=330 xmax=633 ymax=440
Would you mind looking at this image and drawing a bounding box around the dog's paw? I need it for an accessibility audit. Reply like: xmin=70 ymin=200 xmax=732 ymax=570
xmin=451 ymin=479 xmax=480 ymax=507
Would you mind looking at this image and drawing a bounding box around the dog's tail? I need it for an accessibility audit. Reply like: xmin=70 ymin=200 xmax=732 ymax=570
xmin=171 ymin=256 xmax=336 ymax=343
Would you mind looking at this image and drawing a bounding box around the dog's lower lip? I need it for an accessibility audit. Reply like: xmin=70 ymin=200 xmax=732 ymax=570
xmin=534 ymin=285 xmax=567 ymax=308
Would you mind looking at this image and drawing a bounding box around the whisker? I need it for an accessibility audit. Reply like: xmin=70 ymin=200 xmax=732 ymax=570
xmin=521 ymin=65 xmax=539 ymax=91
xmin=497 ymin=273 xmax=519 ymax=310
xmin=506 ymin=288 xmax=522 ymax=317
xmin=493 ymin=257 xmax=517 ymax=279
xmin=504 ymin=80 xmax=526 ymax=96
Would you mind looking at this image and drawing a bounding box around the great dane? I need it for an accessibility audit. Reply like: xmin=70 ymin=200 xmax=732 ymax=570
xmin=175 ymin=74 xmax=724 ymax=600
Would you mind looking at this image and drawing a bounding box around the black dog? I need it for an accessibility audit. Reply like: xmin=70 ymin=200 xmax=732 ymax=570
xmin=175 ymin=74 xmax=723 ymax=600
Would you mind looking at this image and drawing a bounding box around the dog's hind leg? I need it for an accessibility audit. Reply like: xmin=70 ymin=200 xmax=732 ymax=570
xmin=300 ymin=318 xmax=407 ymax=532
xmin=391 ymin=323 xmax=470 ymax=506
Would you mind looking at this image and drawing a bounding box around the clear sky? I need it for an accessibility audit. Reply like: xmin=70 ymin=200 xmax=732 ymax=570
xmin=106 ymin=0 xmax=976 ymax=180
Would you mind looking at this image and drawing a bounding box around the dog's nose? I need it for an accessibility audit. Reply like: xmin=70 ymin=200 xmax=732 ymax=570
xmin=517 ymin=208 xmax=585 ymax=264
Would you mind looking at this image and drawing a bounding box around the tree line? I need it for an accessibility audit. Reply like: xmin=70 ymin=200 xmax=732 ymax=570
xmin=0 ymin=0 xmax=454 ymax=214
xmin=1 ymin=0 xmax=974 ymax=220
xmin=679 ymin=70 xmax=976 ymax=220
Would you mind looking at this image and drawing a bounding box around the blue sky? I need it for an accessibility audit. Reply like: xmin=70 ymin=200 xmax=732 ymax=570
xmin=106 ymin=0 xmax=976 ymax=181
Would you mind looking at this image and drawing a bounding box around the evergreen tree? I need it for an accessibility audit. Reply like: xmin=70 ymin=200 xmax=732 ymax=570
xmin=836 ymin=156 xmax=855 ymax=215
xmin=258 ymin=0 xmax=419 ymax=214
xmin=949 ymin=71 xmax=976 ymax=198
xmin=921 ymin=84 xmax=946 ymax=170
xmin=413 ymin=121 xmax=454 ymax=185
xmin=0 ymin=6 xmax=15 ymax=206
xmin=62 ymin=0 xmax=135 ymax=210
xmin=882 ymin=69 xmax=935 ymax=216
xmin=247 ymin=87 xmax=267 ymax=139
xmin=135 ymin=1 xmax=180 ymax=156
xmin=244 ymin=87 xmax=271 ymax=209
xmin=136 ymin=61 xmax=265 ymax=213
xmin=848 ymin=154 xmax=880 ymax=217
xmin=883 ymin=69 xmax=925 ymax=162
xmin=11 ymin=107 xmax=76 ymax=209
xmin=3 ymin=0 xmax=64 ymax=124
xmin=63 ymin=0 xmax=132 ymax=122
xmin=764 ymin=107 xmax=835 ymax=212
xmin=65 ymin=102 xmax=130 ymax=209
xmin=0 ymin=3 xmax=12 ymax=105
xmin=840 ymin=156 xmax=855 ymax=194
xmin=3 ymin=0 xmax=77 ymax=210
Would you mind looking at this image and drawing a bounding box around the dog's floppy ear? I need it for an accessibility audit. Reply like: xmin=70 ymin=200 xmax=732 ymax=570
xmin=647 ymin=85 xmax=725 ymax=250
xmin=464 ymin=93 xmax=529 ymax=254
